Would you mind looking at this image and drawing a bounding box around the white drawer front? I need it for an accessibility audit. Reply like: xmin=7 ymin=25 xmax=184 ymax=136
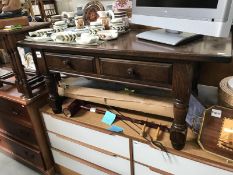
xmin=133 ymin=141 xmax=233 ymax=175
xmin=135 ymin=163 xmax=163 ymax=175
xmin=52 ymin=149 xmax=109 ymax=175
xmin=48 ymin=132 xmax=131 ymax=175
xmin=42 ymin=113 xmax=130 ymax=158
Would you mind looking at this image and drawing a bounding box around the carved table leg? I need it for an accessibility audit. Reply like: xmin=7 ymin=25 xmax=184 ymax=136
xmin=40 ymin=51 xmax=62 ymax=114
xmin=170 ymin=63 xmax=194 ymax=150
xmin=45 ymin=73 xmax=63 ymax=114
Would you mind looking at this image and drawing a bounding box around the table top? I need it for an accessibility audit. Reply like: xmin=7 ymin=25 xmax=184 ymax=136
xmin=18 ymin=30 xmax=232 ymax=63
xmin=0 ymin=22 xmax=50 ymax=35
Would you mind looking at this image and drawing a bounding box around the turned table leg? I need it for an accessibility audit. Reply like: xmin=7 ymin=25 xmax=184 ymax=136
xmin=40 ymin=51 xmax=62 ymax=114
xmin=170 ymin=63 xmax=194 ymax=150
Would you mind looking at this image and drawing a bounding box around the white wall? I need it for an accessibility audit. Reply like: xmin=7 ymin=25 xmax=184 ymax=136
xmin=55 ymin=0 xmax=114 ymax=14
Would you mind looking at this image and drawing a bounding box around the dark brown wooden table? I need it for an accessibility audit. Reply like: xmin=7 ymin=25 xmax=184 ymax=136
xmin=0 ymin=22 xmax=50 ymax=98
xmin=17 ymin=30 xmax=232 ymax=150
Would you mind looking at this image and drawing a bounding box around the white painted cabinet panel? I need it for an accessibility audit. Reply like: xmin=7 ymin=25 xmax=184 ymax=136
xmin=52 ymin=149 xmax=110 ymax=175
xmin=42 ymin=113 xmax=130 ymax=158
xmin=133 ymin=141 xmax=233 ymax=175
xmin=48 ymin=132 xmax=131 ymax=175
xmin=134 ymin=163 xmax=164 ymax=175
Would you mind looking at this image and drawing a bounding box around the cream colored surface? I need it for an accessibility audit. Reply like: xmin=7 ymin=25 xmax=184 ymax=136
xmin=58 ymin=86 xmax=174 ymax=118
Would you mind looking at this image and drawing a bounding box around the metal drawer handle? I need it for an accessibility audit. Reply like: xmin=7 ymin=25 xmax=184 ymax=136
xmin=127 ymin=68 xmax=135 ymax=76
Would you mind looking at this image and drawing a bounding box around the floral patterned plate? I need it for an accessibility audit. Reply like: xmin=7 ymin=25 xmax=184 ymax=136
xmin=83 ymin=0 xmax=105 ymax=25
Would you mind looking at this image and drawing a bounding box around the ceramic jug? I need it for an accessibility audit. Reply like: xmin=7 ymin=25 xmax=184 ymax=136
xmin=112 ymin=10 xmax=129 ymax=28
xmin=97 ymin=10 xmax=114 ymax=29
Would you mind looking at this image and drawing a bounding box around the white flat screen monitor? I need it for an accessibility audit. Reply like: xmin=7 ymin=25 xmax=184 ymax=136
xmin=132 ymin=0 xmax=233 ymax=45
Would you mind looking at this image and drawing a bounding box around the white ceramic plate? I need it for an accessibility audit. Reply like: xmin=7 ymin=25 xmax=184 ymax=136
xmin=97 ymin=30 xmax=118 ymax=40
xmin=25 ymin=36 xmax=52 ymax=42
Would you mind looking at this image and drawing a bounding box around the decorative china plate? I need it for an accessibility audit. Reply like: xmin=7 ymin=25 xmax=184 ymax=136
xmin=83 ymin=0 xmax=105 ymax=25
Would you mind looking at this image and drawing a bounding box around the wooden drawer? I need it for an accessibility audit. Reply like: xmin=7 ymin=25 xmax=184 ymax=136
xmin=0 ymin=117 xmax=37 ymax=146
xmin=135 ymin=163 xmax=173 ymax=175
xmin=42 ymin=113 xmax=130 ymax=158
xmin=48 ymin=132 xmax=131 ymax=175
xmin=0 ymin=133 xmax=44 ymax=169
xmin=0 ymin=98 xmax=30 ymax=123
xmin=133 ymin=141 xmax=233 ymax=175
xmin=45 ymin=52 xmax=95 ymax=74
xmin=52 ymin=149 xmax=117 ymax=175
xmin=99 ymin=58 xmax=172 ymax=86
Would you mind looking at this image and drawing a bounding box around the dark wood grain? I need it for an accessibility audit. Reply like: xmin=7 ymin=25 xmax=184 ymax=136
xmin=0 ymin=97 xmax=31 ymax=124
xmin=0 ymin=116 xmax=38 ymax=147
xmin=17 ymin=30 xmax=232 ymax=150
xmin=17 ymin=30 xmax=232 ymax=63
xmin=0 ymin=22 xmax=50 ymax=98
xmin=0 ymin=133 xmax=44 ymax=169
xmin=99 ymin=58 xmax=172 ymax=87
xmin=45 ymin=52 xmax=96 ymax=74
xmin=0 ymin=85 xmax=55 ymax=175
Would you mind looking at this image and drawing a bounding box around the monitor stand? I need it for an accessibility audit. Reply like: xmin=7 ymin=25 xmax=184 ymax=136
xmin=136 ymin=29 xmax=202 ymax=46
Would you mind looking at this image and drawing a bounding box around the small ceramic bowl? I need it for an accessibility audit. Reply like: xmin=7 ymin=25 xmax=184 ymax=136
xmin=110 ymin=23 xmax=127 ymax=34
xmin=76 ymin=33 xmax=99 ymax=45
xmin=29 ymin=28 xmax=54 ymax=37
xmin=97 ymin=30 xmax=118 ymax=40
xmin=89 ymin=26 xmax=104 ymax=35
xmin=51 ymin=32 xmax=81 ymax=42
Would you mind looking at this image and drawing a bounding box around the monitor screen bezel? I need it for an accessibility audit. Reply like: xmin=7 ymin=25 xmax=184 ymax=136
xmin=133 ymin=0 xmax=232 ymax=22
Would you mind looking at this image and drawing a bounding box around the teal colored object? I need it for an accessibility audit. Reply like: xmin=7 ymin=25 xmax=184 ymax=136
xmin=102 ymin=111 xmax=116 ymax=125
xmin=108 ymin=125 xmax=124 ymax=133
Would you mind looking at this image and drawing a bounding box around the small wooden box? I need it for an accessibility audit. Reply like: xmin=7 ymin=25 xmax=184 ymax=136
xmin=0 ymin=16 xmax=29 ymax=29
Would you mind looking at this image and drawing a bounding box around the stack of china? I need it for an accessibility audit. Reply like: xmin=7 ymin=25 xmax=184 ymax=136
xmin=53 ymin=21 xmax=68 ymax=33
xmin=51 ymin=15 xmax=62 ymax=24
xmin=28 ymin=28 xmax=54 ymax=37
xmin=76 ymin=33 xmax=99 ymax=45
xmin=61 ymin=12 xmax=76 ymax=27
xmin=110 ymin=11 xmax=129 ymax=34
xmin=89 ymin=21 xmax=104 ymax=35
xmin=51 ymin=32 xmax=81 ymax=43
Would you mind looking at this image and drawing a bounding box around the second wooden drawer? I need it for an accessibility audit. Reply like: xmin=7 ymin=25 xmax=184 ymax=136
xmin=0 ymin=98 xmax=30 ymax=124
xmin=0 ymin=116 xmax=37 ymax=146
xmin=0 ymin=133 xmax=44 ymax=169
xmin=99 ymin=58 xmax=172 ymax=86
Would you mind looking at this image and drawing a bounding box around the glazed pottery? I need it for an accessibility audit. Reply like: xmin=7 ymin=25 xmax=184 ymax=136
xmin=29 ymin=28 xmax=54 ymax=37
xmin=51 ymin=32 xmax=81 ymax=42
xmin=97 ymin=30 xmax=118 ymax=40
xmin=75 ymin=16 xmax=84 ymax=29
xmin=76 ymin=33 xmax=99 ymax=44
